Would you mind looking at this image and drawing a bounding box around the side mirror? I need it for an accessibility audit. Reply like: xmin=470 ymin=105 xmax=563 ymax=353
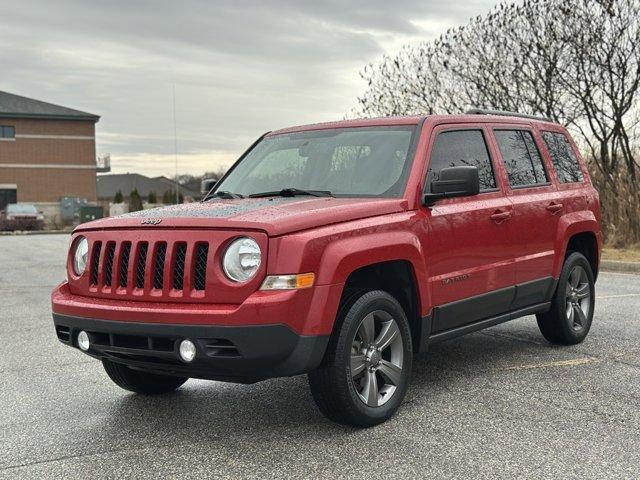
xmin=423 ymin=166 xmax=480 ymax=206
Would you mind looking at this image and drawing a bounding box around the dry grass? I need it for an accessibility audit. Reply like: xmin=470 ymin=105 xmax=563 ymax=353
xmin=590 ymin=163 xmax=640 ymax=248
xmin=602 ymin=247 xmax=640 ymax=262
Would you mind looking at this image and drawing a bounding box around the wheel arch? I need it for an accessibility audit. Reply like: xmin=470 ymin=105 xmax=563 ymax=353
xmin=330 ymin=259 xmax=425 ymax=355
xmin=553 ymin=212 xmax=602 ymax=280
xmin=565 ymin=232 xmax=599 ymax=280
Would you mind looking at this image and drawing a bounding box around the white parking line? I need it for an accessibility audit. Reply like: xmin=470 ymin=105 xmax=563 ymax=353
xmin=597 ymin=294 xmax=640 ymax=299
xmin=600 ymin=271 xmax=640 ymax=277
xmin=496 ymin=357 xmax=600 ymax=371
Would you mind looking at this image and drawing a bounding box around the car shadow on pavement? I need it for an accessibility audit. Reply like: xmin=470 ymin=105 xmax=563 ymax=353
xmin=96 ymin=326 xmax=552 ymax=440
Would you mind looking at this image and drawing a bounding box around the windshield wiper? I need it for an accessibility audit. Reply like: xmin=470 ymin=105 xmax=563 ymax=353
xmin=249 ymin=188 xmax=333 ymax=198
xmin=205 ymin=190 xmax=244 ymax=200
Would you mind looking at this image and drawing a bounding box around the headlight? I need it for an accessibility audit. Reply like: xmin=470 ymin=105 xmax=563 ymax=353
xmin=72 ymin=236 xmax=89 ymax=276
xmin=222 ymin=237 xmax=261 ymax=282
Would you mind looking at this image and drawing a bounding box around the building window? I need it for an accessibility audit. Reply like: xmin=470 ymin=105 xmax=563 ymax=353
xmin=0 ymin=126 xmax=15 ymax=139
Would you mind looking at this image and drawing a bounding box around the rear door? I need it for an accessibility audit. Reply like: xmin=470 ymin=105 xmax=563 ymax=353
xmin=540 ymin=129 xmax=589 ymax=219
xmin=421 ymin=125 xmax=518 ymax=333
xmin=489 ymin=125 xmax=560 ymax=308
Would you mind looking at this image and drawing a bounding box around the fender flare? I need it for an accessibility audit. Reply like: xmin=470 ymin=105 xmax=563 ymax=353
xmin=552 ymin=211 xmax=601 ymax=278
xmin=315 ymin=230 xmax=429 ymax=316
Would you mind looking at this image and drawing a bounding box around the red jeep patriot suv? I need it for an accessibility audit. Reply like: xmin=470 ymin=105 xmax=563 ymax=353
xmin=52 ymin=110 xmax=602 ymax=427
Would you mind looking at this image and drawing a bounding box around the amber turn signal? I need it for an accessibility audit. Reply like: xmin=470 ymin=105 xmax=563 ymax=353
xmin=260 ymin=273 xmax=315 ymax=290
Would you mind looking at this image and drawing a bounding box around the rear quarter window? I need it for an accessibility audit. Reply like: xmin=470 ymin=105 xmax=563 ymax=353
xmin=542 ymin=132 xmax=584 ymax=183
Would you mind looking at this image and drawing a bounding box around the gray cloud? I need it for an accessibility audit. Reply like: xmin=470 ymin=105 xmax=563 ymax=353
xmin=0 ymin=0 xmax=498 ymax=176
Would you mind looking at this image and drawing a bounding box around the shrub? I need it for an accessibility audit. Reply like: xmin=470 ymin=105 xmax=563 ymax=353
xmin=129 ymin=189 xmax=143 ymax=212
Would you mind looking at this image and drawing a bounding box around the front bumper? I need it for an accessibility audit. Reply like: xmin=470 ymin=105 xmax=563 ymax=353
xmin=52 ymin=281 xmax=343 ymax=336
xmin=53 ymin=313 xmax=329 ymax=383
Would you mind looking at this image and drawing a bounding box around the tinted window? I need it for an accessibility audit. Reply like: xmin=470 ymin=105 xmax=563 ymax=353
xmin=427 ymin=130 xmax=496 ymax=191
xmin=495 ymin=130 xmax=548 ymax=187
xmin=542 ymin=132 xmax=584 ymax=183
xmin=0 ymin=126 xmax=15 ymax=138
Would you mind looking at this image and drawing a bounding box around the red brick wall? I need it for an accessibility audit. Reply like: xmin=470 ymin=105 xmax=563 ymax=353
xmin=0 ymin=117 xmax=97 ymax=202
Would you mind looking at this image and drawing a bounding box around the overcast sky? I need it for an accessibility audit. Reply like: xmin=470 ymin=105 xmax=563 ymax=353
xmin=0 ymin=0 xmax=498 ymax=177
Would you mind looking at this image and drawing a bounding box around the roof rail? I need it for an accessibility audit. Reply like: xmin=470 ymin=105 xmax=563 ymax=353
xmin=465 ymin=108 xmax=552 ymax=123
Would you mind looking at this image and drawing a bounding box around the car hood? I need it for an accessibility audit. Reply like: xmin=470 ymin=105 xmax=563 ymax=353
xmin=76 ymin=197 xmax=409 ymax=236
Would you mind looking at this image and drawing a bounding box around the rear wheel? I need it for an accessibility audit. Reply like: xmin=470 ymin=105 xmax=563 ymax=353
xmin=102 ymin=359 xmax=188 ymax=394
xmin=537 ymin=252 xmax=595 ymax=345
xmin=308 ymin=290 xmax=412 ymax=427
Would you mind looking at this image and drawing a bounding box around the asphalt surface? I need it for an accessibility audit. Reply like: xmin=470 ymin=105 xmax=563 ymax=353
xmin=1 ymin=234 xmax=639 ymax=479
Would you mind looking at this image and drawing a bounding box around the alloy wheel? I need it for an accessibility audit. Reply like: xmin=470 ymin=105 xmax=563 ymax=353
xmin=350 ymin=310 xmax=404 ymax=407
xmin=565 ymin=265 xmax=591 ymax=331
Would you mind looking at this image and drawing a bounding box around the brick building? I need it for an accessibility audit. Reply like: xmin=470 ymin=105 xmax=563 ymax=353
xmin=0 ymin=91 xmax=101 ymax=225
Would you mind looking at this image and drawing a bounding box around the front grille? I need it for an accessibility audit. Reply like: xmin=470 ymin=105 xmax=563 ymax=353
xmin=89 ymin=242 xmax=102 ymax=286
xmin=55 ymin=325 xmax=71 ymax=342
xmin=153 ymin=242 xmax=167 ymax=289
xmin=203 ymin=339 xmax=240 ymax=358
xmin=194 ymin=243 xmax=209 ymax=291
xmin=135 ymin=242 xmax=148 ymax=289
xmin=86 ymin=238 xmax=212 ymax=297
xmin=57 ymin=325 xmax=241 ymax=365
xmin=82 ymin=330 xmax=183 ymax=366
xmin=88 ymin=331 xmax=175 ymax=352
xmin=104 ymin=242 xmax=116 ymax=286
xmin=172 ymin=243 xmax=187 ymax=290
xmin=118 ymin=242 xmax=131 ymax=287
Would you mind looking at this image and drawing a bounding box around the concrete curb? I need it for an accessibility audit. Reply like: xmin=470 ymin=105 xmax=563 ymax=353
xmin=0 ymin=230 xmax=72 ymax=236
xmin=600 ymin=259 xmax=640 ymax=274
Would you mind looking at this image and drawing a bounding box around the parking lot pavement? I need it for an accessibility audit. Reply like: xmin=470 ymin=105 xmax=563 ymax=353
xmin=1 ymin=234 xmax=639 ymax=479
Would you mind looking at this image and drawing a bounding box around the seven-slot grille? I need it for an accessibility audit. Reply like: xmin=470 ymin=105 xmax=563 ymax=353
xmin=88 ymin=239 xmax=209 ymax=295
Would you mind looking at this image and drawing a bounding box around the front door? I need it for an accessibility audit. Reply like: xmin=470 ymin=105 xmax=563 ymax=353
xmin=420 ymin=125 xmax=517 ymax=333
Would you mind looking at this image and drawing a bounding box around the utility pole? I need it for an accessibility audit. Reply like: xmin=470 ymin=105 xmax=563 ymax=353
xmin=172 ymin=84 xmax=179 ymax=204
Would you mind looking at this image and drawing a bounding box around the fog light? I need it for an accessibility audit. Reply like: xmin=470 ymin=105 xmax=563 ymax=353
xmin=179 ymin=339 xmax=197 ymax=362
xmin=77 ymin=331 xmax=90 ymax=351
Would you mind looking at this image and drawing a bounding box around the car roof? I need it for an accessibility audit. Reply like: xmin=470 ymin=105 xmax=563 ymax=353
xmin=429 ymin=113 xmax=557 ymax=127
xmin=268 ymin=113 xmax=558 ymax=136
xmin=268 ymin=115 xmax=426 ymax=136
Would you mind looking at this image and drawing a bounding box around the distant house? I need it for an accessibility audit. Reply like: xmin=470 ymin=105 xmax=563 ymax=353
xmin=0 ymin=90 xmax=102 ymax=224
xmin=97 ymin=173 xmax=199 ymax=203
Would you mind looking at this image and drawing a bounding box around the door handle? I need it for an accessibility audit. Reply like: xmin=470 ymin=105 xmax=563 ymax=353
xmin=546 ymin=202 xmax=563 ymax=214
xmin=490 ymin=210 xmax=511 ymax=222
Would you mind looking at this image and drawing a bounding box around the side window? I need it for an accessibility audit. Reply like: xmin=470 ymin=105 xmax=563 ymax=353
xmin=542 ymin=132 xmax=584 ymax=183
xmin=427 ymin=130 xmax=496 ymax=191
xmin=494 ymin=130 xmax=548 ymax=187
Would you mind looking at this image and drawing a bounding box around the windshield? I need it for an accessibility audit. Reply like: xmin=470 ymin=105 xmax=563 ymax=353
xmin=7 ymin=204 xmax=37 ymax=214
xmin=214 ymin=126 xmax=417 ymax=198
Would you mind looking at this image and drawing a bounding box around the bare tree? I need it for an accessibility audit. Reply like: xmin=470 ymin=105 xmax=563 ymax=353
xmin=356 ymin=0 xmax=640 ymax=244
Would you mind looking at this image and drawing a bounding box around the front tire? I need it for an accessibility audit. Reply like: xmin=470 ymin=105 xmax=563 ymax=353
xmin=537 ymin=252 xmax=595 ymax=345
xmin=308 ymin=290 xmax=413 ymax=427
xmin=102 ymin=359 xmax=188 ymax=394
